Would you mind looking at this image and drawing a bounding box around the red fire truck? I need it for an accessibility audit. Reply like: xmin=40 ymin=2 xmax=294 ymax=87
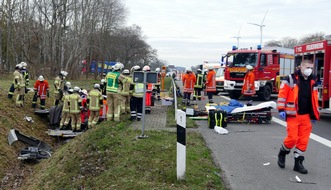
xmin=294 ymin=39 xmax=331 ymax=111
xmin=223 ymin=46 xmax=295 ymax=100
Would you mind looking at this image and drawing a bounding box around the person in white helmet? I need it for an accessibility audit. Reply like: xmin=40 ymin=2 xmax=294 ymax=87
xmin=241 ymin=65 xmax=256 ymax=100
xmin=68 ymin=86 xmax=83 ymax=131
xmin=129 ymin=65 xmax=143 ymax=120
xmin=87 ymin=83 xmax=103 ymax=128
xmin=143 ymin=65 xmax=153 ymax=114
xmin=8 ymin=64 xmax=22 ymax=99
xmin=105 ymin=63 xmax=126 ymax=122
xmin=32 ymin=75 xmax=50 ymax=109
xmin=100 ymin=78 xmax=107 ymax=96
xmin=63 ymin=81 xmax=71 ymax=95
xmin=182 ymin=69 xmax=196 ymax=106
xmin=54 ymin=71 xmax=68 ymax=105
xmin=59 ymin=88 xmax=73 ymax=130
xmin=154 ymin=68 xmax=161 ymax=100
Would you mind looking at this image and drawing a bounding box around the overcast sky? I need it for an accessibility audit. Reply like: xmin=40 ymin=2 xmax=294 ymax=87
xmin=125 ymin=0 xmax=331 ymax=69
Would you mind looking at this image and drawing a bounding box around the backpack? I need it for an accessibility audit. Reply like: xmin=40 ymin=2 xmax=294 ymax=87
xmin=208 ymin=109 xmax=227 ymax=129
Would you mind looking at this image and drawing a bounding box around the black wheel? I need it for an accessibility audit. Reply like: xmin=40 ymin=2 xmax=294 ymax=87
xmin=228 ymin=91 xmax=241 ymax=99
xmin=258 ymin=85 xmax=271 ymax=101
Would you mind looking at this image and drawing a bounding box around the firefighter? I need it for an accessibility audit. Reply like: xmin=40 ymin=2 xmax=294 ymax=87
xmin=143 ymin=65 xmax=153 ymax=114
xmin=205 ymin=67 xmax=216 ymax=103
xmin=182 ymin=69 xmax=196 ymax=106
xmin=54 ymin=71 xmax=68 ymax=105
xmin=87 ymin=83 xmax=103 ymax=129
xmin=59 ymin=89 xmax=73 ymax=130
xmin=121 ymin=69 xmax=132 ymax=114
xmin=154 ymin=68 xmax=161 ymax=100
xmin=20 ymin=62 xmax=29 ymax=94
xmin=63 ymin=81 xmax=71 ymax=95
xmin=277 ymin=59 xmax=320 ymax=174
xmin=130 ymin=65 xmax=143 ymax=121
xmin=105 ymin=63 xmax=126 ymax=122
xmin=100 ymin=79 xmax=107 ymax=96
xmin=32 ymin=75 xmax=50 ymax=110
xmin=11 ymin=64 xmax=24 ymax=106
xmin=241 ymin=65 xmax=256 ymax=100
xmin=68 ymin=86 xmax=83 ymax=131
xmin=193 ymin=68 xmax=204 ymax=103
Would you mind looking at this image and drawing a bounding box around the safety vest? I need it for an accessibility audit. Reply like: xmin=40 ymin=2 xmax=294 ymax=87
xmin=121 ymin=76 xmax=132 ymax=95
xmin=194 ymin=73 xmax=203 ymax=88
xmin=277 ymin=73 xmax=320 ymax=120
xmin=183 ymin=73 xmax=196 ymax=93
xmin=147 ymin=83 xmax=154 ymax=92
xmin=242 ymin=71 xmax=256 ymax=95
xmin=68 ymin=93 xmax=82 ymax=114
xmin=106 ymin=71 xmax=120 ymax=93
xmin=88 ymin=89 xmax=103 ymax=111
xmin=62 ymin=94 xmax=71 ymax=113
xmin=205 ymin=71 xmax=216 ymax=92
xmin=132 ymin=83 xmax=144 ymax=98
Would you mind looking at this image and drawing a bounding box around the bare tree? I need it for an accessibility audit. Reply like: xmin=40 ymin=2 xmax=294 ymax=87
xmin=264 ymin=40 xmax=282 ymax=47
xmin=281 ymin=37 xmax=298 ymax=49
xmin=298 ymin=32 xmax=325 ymax=45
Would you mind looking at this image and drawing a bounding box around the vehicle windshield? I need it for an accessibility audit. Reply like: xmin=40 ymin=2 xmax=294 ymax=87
xmin=216 ymin=67 xmax=224 ymax=77
xmin=226 ymin=53 xmax=258 ymax=67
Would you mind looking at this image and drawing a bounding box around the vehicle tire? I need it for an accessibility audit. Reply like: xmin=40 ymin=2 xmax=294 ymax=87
xmin=258 ymin=85 xmax=271 ymax=101
xmin=228 ymin=91 xmax=241 ymax=99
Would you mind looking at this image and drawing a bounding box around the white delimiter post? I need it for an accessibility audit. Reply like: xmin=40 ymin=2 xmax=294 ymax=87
xmin=176 ymin=109 xmax=186 ymax=180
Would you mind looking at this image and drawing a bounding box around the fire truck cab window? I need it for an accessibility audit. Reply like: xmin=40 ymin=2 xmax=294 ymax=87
xmin=260 ymin=53 xmax=266 ymax=67
xmin=229 ymin=53 xmax=257 ymax=67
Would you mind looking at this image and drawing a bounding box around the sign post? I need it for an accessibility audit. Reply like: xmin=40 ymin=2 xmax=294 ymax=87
xmin=176 ymin=109 xmax=186 ymax=180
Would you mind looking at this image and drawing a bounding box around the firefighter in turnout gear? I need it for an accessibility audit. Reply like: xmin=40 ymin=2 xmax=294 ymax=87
xmin=68 ymin=86 xmax=83 ymax=131
xmin=13 ymin=64 xmax=25 ymax=107
xmin=106 ymin=63 xmax=126 ymax=122
xmin=154 ymin=67 xmax=161 ymax=100
xmin=8 ymin=64 xmax=21 ymax=99
xmin=20 ymin=62 xmax=29 ymax=96
xmin=277 ymin=60 xmax=320 ymax=174
xmin=193 ymin=68 xmax=204 ymax=103
xmin=54 ymin=71 xmax=68 ymax=105
xmin=143 ymin=65 xmax=153 ymax=114
xmin=241 ymin=65 xmax=256 ymax=99
xmin=130 ymin=65 xmax=144 ymax=121
xmin=32 ymin=75 xmax=50 ymax=109
xmin=205 ymin=67 xmax=216 ymax=103
xmin=182 ymin=69 xmax=196 ymax=106
xmin=87 ymin=84 xmax=103 ymax=128
xmin=59 ymin=89 xmax=73 ymax=130
xmin=121 ymin=69 xmax=132 ymax=114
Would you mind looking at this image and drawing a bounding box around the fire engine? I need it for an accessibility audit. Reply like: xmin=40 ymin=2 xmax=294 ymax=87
xmin=294 ymin=38 xmax=331 ymax=111
xmin=223 ymin=45 xmax=295 ymax=100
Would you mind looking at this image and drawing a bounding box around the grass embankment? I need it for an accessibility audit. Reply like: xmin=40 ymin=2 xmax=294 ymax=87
xmin=1 ymin=76 xmax=225 ymax=190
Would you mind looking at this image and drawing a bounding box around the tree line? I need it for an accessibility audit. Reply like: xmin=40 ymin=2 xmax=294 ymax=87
xmin=0 ymin=0 xmax=165 ymax=79
xmin=264 ymin=32 xmax=326 ymax=48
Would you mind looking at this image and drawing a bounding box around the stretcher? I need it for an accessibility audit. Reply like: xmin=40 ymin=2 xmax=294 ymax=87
xmin=205 ymin=101 xmax=277 ymax=124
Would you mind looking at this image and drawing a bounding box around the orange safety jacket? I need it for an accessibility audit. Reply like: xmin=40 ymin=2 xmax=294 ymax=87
xmin=205 ymin=70 xmax=216 ymax=92
xmin=182 ymin=73 xmax=196 ymax=93
xmin=277 ymin=73 xmax=320 ymax=120
xmin=242 ymin=71 xmax=256 ymax=95
xmin=34 ymin=80 xmax=50 ymax=99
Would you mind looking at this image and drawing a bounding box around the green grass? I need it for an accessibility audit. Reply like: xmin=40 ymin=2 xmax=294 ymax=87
xmin=24 ymin=121 xmax=224 ymax=190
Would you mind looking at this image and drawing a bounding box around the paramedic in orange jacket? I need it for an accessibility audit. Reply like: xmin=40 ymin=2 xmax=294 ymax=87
xmin=205 ymin=67 xmax=216 ymax=103
xmin=182 ymin=69 xmax=196 ymax=106
xmin=277 ymin=59 xmax=319 ymax=174
xmin=241 ymin=65 xmax=255 ymax=99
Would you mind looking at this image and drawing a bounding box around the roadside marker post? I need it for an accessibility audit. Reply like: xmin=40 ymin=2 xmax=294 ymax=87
xmin=176 ymin=109 xmax=186 ymax=180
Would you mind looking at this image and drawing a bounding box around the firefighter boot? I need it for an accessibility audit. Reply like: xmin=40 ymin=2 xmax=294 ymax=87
xmin=293 ymin=156 xmax=308 ymax=174
xmin=277 ymin=148 xmax=290 ymax=168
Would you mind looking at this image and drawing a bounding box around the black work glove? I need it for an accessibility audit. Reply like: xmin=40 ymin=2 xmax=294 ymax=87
xmin=47 ymin=91 xmax=50 ymax=98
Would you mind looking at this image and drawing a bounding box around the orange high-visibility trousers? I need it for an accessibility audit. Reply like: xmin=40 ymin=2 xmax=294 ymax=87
xmin=283 ymin=114 xmax=312 ymax=152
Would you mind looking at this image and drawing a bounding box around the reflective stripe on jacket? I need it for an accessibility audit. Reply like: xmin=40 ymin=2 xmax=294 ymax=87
xmin=133 ymin=83 xmax=144 ymax=97
xmin=121 ymin=76 xmax=132 ymax=95
xmin=277 ymin=73 xmax=320 ymax=120
xmin=62 ymin=94 xmax=70 ymax=113
xmin=68 ymin=93 xmax=82 ymax=114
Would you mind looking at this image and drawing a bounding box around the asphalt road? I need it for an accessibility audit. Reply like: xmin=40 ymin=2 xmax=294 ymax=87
xmin=175 ymin=81 xmax=331 ymax=190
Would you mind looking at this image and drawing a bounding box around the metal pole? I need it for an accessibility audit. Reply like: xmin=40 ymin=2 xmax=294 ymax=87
xmin=139 ymin=72 xmax=148 ymax=139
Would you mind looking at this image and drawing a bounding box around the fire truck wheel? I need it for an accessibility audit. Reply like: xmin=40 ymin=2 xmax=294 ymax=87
xmin=258 ymin=85 xmax=271 ymax=101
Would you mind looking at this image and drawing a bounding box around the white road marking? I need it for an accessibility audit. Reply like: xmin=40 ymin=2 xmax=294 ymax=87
xmin=219 ymin=95 xmax=331 ymax=148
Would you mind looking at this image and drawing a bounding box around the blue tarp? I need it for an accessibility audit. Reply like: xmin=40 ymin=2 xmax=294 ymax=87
xmin=215 ymin=99 xmax=244 ymax=114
